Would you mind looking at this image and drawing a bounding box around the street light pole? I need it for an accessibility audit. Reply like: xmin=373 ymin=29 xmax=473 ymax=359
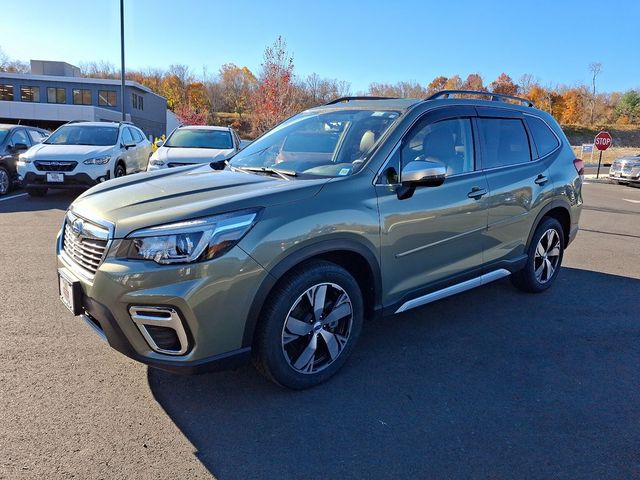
xmin=120 ymin=0 xmax=126 ymax=121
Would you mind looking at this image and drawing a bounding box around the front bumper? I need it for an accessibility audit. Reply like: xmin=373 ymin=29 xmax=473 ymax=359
xmin=57 ymin=237 xmax=269 ymax=373
xmin=22 ymin=171 xmax=109 ymax=189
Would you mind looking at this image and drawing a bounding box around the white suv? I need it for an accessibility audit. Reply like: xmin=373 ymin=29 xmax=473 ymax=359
xmin=17 ymin=121 xmax=151 ymax=197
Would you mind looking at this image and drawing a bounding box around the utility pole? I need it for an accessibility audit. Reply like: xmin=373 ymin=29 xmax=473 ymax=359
xmin=120 ymin=0 xmax=126 ymax=121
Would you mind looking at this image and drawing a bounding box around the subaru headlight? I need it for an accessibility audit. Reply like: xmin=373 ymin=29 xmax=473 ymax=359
xmin=84 ymin=155 xmax=111 ymax=165
xmin=17 ymin=154 xmax=31 ymax=165
xmin=149 ymin=159 xmax=165 ymax=166
xmin=119 ymin=209 xmax=260 ymax=264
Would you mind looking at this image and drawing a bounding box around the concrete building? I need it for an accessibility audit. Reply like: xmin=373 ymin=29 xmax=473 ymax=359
xmin=0 ymin=60 xmax=167 ymax=138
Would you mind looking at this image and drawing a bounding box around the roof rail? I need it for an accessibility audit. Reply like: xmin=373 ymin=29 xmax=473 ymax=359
xmin=64 ymin=119 xmax=133 ymax=125
xmin=324 ymin=96 xmax=399 ymax=105
xmin=426 ymin=90 xmax=535 ymax=107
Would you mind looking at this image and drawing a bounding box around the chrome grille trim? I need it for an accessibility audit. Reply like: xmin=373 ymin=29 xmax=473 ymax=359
xmin=60 ymin=211 xmax=113 ymax=278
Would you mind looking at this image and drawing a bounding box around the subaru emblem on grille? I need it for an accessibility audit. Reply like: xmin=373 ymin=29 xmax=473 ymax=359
xmin=71 ymin=219 xmax=84 ymax=236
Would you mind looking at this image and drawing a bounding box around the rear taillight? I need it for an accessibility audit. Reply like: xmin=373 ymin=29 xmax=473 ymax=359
xmin=573 ymin=158 xmax=584 ymax=175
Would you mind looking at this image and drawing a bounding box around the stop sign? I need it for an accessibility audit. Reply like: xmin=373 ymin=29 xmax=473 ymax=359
xmin=594 ymin=131 xmax=612 ymax=151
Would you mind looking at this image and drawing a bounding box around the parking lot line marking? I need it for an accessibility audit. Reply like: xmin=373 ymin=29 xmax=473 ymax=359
xmin=622 ymin=198 xmax=640 ymax=204
xmin=0 ymin=193 xmax=28 ymax=202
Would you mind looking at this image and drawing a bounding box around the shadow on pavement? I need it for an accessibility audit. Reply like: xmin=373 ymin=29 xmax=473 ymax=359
xmin=148 ymin=267 xmax=640 ymax=479
xmin=0 ymin=189 xmax=78 ymax=213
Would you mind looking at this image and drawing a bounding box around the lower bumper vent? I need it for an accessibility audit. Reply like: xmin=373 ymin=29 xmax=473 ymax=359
xmin=128 ymin=306 xmax=189 ymax=355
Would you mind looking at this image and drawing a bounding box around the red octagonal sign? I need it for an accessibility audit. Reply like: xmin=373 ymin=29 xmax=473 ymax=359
xmin=594 ymin=131 xmax=612 ymax=151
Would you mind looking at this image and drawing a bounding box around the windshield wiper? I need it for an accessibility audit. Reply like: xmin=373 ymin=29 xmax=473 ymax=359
xmin=238 ymin=166 xmax=297 ymax=181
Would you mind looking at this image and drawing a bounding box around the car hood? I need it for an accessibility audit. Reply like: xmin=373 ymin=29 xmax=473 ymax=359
xmin=153 ymin=146 xmax=235 ymax=163
xmin=71 ymin=165 xmax=329 ymax=238
xmin=26 ymin=143 xmax=113 ymax=160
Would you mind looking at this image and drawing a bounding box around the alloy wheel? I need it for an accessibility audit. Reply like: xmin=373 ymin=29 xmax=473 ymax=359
xmin=534 ymin=228 xmax=561 ymax=284
xmin=281 ymin=282 xmax=353 ymax=374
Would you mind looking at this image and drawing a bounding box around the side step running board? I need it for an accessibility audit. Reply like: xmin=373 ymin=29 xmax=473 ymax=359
xmin=395 ymin=269 xmax=511 ymax=314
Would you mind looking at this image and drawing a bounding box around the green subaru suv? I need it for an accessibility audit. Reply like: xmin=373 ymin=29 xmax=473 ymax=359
xmin=57 ymin=91 xmax=583 ymax=389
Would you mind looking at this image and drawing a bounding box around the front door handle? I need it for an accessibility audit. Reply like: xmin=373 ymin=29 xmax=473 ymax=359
xmin=534 ymin=174 xmax=548 ymax=185
xmin=467 ymin=186 xmax=488 ymax=199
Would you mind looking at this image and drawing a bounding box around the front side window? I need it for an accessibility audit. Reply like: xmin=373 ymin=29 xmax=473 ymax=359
xmin=11 ymin=129 xmax=31 ymax=147
xmin=0 ymin=84 xmax=14 ymax=101
xmin=526 ymin=116 xmax=560 ymax=158
xmin=47 ymin=87 xmax=66 ymax=104
xmin=21 ymin=86 xmax=40 ymax=102
xmin=230 ymin=109 xmax=399 ymax=177
xmin=165 ymin=128 xmax=233 ymax=149
xmin=73 ymin=89 xmax=92 ymax=105
xmin=98 ymin=90 xmax=117 ymax=107
xmin=401 ymin=118 xmax=475 ymax=176
xmin=45 ymin=125 xmax=119 ymax=146
xmin=131 ymin=128 xmax=144 ymax=143
xmin=121 ymin=127 xmax=134 ymax=145
xmin=477 ymin=118 xmax=531 ymax=169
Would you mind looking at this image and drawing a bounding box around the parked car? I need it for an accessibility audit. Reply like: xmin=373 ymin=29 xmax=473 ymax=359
xmin=17 ymin=121 xmax=151 ymax=197
xmin=0 ymin=124 xmax=49 ymax=195
xmin=609 ymin=155 xmax=640 ymax=185
xmin=147 ymin=125 xmax=241 ymax=171
xmin=56 ymin=91 xmax=583 ymax=389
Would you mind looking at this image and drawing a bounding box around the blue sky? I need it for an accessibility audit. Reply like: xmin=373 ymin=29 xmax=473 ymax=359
xmin=2 ymin=0 xmax=639 ymax=93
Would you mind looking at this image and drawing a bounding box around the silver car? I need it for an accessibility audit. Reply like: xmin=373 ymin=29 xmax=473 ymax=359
xmin=609 ymin=155 xmax=640 ymax=185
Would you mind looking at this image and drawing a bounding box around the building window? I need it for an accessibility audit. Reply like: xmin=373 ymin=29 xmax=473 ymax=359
xmin=98 ymin=90 xmax=117 ymax=107
xmin=73 ymin=89 xmax=92 ymax=105
xmin=20 ymin=86 xmax=40 ymax=102
xmin=47 ymin=87 xmax=66 ymax=104
xmin=132 ymin=93 xmax=144 ymax=110
xmin=0 ymin=84 xmax=14 ymax=101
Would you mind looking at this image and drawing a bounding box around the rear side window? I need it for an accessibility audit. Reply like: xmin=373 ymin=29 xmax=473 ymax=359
xmin=526 ymin=116 xmax=560 ymax=157
xmin=477 ymin=118 xmax=531 ymax=169
xmin=28 ymin=129 xmax=46 ymax=144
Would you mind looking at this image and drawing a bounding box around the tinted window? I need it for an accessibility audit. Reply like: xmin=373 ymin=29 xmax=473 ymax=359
xmin=477 ymin=118 xmax=531 ymax=168
xmin=21 ymin=86 xmax=40 ymax=102
xmin=401 ymin=118 xmax=475 ymax=176
xmin=28 ymin=129 xmax=47 ymax=144
xmin=121 ymin=128 xmax=134 ymax=145
xmin=0 ymin=84 xmax=14 ymax=101
xmin=47 ymin=87 xmax=66 ymax=104
xmin=130 ymin=128 xmax=144 ymax=143
xmin=11 ymin=129 xmax=31 ymax=146
xmin=73 ymin=89 xmax=92 ymax=105
xmin=45 ymin=126 xmax=119 ymax=146
xmin=98 ymin=91 xmax=117 ymax=107
xmin=0 ymin=129 xmax=8 ymax=144
xmin=526 ymin=116 xmax=559 ymax=157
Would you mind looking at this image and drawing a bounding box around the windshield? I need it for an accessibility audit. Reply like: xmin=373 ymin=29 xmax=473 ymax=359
xmin=165 ymin=128 xmax=233 ymax=149
xmin=45 ymin=125 xmax=119 ymax=146
xmin=229 ymin=109 xmax=399 ymax=177
xmin=0 ymin=129 xmax=8 ymax=144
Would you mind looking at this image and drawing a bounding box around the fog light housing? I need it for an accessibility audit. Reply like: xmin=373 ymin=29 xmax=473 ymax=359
xmin=128 ymin=306 xmax=189 ymax=355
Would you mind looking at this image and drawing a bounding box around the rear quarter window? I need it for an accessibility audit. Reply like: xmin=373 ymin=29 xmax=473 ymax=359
xmin=526 ymin=116 xmax=560 ymax=158
xmin=477 ymin=118 xmax=531 ymax=169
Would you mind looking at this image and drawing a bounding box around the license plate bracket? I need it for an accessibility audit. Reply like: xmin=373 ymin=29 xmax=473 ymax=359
xmin=58 ymin=268 xmax=82 ymax=315
xmin=47 ymin=173 xmax=64 ymax=182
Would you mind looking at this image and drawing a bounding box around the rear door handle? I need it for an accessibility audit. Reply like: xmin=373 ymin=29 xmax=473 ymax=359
xmin=534 ymin=174 xmax=548 ymax=185
xmin=467 ymin=186 xmax=488 ymax=199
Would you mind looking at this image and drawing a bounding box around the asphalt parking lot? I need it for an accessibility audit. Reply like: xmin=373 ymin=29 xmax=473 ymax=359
xmin=1 ymin=181 xmax=639 ymax=480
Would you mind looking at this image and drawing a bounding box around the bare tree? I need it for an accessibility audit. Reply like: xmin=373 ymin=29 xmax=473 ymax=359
xmin=589 ymin=62 xmax=602 ymax=125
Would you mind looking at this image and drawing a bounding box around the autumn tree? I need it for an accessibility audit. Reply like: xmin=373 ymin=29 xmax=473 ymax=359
xmin=219 ymin=63 xmax=256 ymax=117
xmin=489 ymin=73 xmax=518 ymax=96
xmin=303 ymin=73 xmax=350 ymax=105
xmin=614 ymin=90 xmax=640 ymax=123
xmin=461 ymin=73 xmax=486 ymax=91
xmin=251 ymin=36 xmax=297 ymax=135
xmin=444 ymin=75 xmax=462 ymax=90
xmin=426 ymin=76 xmax=448 ymax=94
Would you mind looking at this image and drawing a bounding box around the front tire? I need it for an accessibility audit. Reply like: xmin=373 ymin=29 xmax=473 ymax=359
xmin=511 ymin=217 xmax=564 ymax=293
xmin=0 ymin=167 xmax=10 ymax=195
xmin=253 ymin=260 xmax=363 ymax=389
xmin=114 ymin=162 xmax=126 ymax=178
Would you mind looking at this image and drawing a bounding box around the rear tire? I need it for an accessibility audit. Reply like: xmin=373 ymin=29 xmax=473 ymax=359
xmin=511 ymin=217 xmax=564 ymax=293
xmin=26 ymin=187 xmax=47 ymax=197
xmin=253 ymin=260 xmax=363 ymax=389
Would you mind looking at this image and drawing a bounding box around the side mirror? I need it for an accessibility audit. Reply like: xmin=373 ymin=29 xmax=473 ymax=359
xmin=396 ymin=160 xmax=446 ymax=200
xmin=154 ymin=139 xmax=164 ymax=148
xmin=401 ymin=160 xmax=446 ymax=187
xmin=11 ymin=143 xmax=29 ymax=153
xmin=123 ymin=141 xmax=136 ymax=149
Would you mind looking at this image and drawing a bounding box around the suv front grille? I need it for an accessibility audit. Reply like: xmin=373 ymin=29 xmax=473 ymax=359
xmin=34 ymin=161 xmax=77 ymax=172
xmin=61 ymin=213 xmax=111 ymax=275
xmin=622 ymin=164 xmax=634 ymax=174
